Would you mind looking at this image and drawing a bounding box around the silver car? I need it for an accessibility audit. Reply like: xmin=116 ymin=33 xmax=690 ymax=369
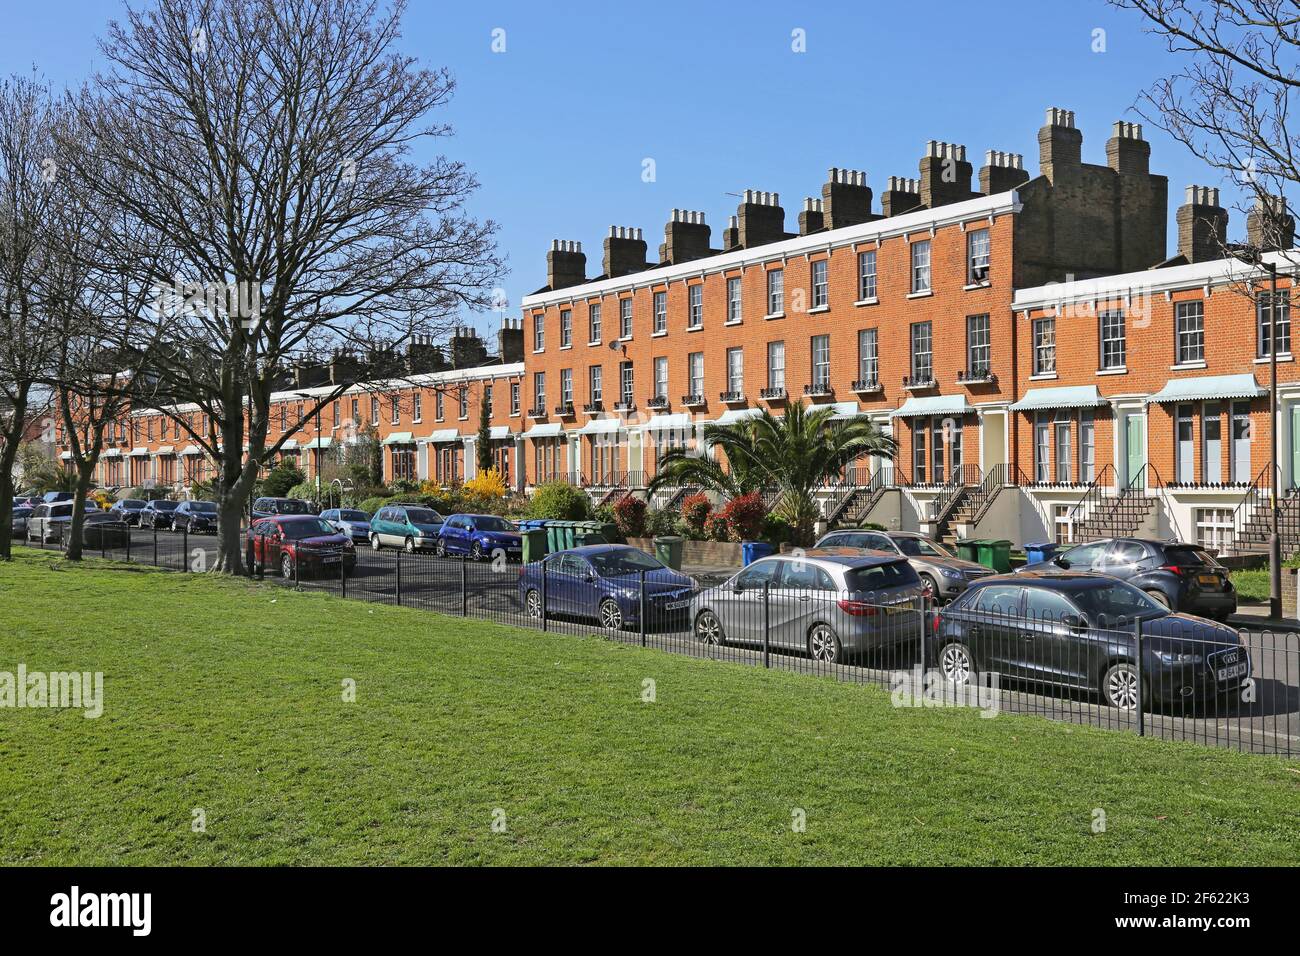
xmin=11 ymin=505 xmax=33 ymax=538
xmin=690 ymin=549 xmax=925 ymax=664
xmin=816 ymin=529 xmax=993 ymax=602
xmin=26 ymin=502 xmax=75 ymax=544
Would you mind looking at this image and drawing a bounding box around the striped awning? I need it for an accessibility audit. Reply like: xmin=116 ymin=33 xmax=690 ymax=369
xmin=381 ymin=432 xmax=413 ymax=445
xmin=577 ymin=417 xmax=625 ymax=435
xmin=890 ymin=395 xmax=971 ymax=418
xmin=1146 ymin=373 xmax=1266 ymax=404
xmin=304 ymin=436 xmax=334 ymax=449
xmin=643 ymin=413 xmax=694 ymax=432
xmin=523 ymin=422 xmax=564 ymax=438
xmin=1011 ymin=385 xmax=1108 ymax=412
xmin=154 ymin=445 xmax=174 ymax=455
xmin=128 ymin=447 xmax=150 ymax=457
xmin=715 ymin=407 xmax=763 ymax=426
xmin=180 ymin=445 xmax=202 ymax=456
xmin=424 ymin=429 xmax=461 ymax=444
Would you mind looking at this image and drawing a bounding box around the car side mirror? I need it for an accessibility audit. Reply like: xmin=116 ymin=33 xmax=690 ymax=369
xmin=1054 ymin=557 xmax=1069 ymax=569
xmin=585 ymin=573 xmax=595 ymax=583
xmin=1060 ymin=613 xmax=1085 ymax=631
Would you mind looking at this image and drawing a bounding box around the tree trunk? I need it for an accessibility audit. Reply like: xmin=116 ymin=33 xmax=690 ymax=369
xmin=63 ymin=461 xmax=98 ymax=561
xmin=0 ymin=386 xmax=29 ymax=561
xmin=211 ymin=425 xmax=259 ymax=574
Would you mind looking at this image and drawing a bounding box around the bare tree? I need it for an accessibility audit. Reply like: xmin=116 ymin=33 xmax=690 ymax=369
xmin=0 ymin=74 xmax=63 ymax=561
xmin=68 ymin=0 xmax=501 ymax=572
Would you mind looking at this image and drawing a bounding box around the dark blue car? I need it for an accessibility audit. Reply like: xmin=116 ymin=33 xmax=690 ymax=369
xmin=436 ymin=513 xmax=522 ymax=561
xmin=518 ymin=544 xmax=696 ymax=630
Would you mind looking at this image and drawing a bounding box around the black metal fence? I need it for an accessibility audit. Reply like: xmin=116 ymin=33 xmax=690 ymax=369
xmin=19 ymin=526 xmax=1300 ymax=757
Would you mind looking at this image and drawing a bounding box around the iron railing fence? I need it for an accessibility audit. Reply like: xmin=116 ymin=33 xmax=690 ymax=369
xmin=20 ymin=528 xmax=1300 ymax=756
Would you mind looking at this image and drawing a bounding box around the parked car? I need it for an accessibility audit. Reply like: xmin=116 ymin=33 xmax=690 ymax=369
xmin=78 ymin=512 xmax=132 ymax=550
xmin=1016 ymin=537 xmax=1237 ymax=622
xmin=139 ymin=499 xmax=179 ymax=530
xmin=369 ymin=504 xmax=444 ymax=552
xmin=930 ymin=571 xmax=1251 ymax=710
xmin=814 ymin=528 xmax=993 ymax=602
xmin=42 ymin=491 xmax=74 ymax=504
xmin=247 ymin=515 xmax=357 ymax=578
xmin=689 ymin=548 xmax=925 ymax=663
xmin=25 ymin=502 xmax=74 ymax=544
xmin=109 ymin=498 xmax=148 ymax=526
xmin=519 ymin=544 xmax=696 ymax=630
xmin=252 ymin=497 xmax=314 ymax=521
xmin=173 ymin=500 xmax=219 ymax=534
xmin=11 ymin=505 xmax=34 ymax=538
xmin=320 ymin=508 xmax=372 ymax=544
xmin=13 ymin=495 xmax=41 ymax=509
xmin=437 ymin=514 xmax=522 ymax=560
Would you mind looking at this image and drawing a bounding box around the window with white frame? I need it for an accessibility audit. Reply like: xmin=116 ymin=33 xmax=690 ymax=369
xmin=910 ymin=239 xmax=931 ymax=293
xmin=910 ymin=322 xmax=932 ymax=382
xmin=967 ymin=228 xmax=990 ymax=284
xmin=858 ymin=249 xmax=877 ymax=300
xmin=412 ymin=392 xmax=422 ymax=423
xmin=688 ymin=352 xmax=704 ymax=397
xmin=811 ymin=334 xmax=830 ymax=389
xmin=1033 ymin=317 xmax=1056 ymax=375
xmin=619 ymin=298 xmax=633 ymax=339
xmin=767 ymin=340 xmax=785 ymax=391
xmin=653 ymin=357 xmax=668 ymax=399
xmin=510 ymin=381 xmax=520 ymax=416
xmin=858 ymin=328 xmax=878 ymax=384
xmin=653 ymin=291 xmax=667 ymax=334
xmin=435 ymin=392 xmax=443 ymax=421
xmin=966 ymin=314 xmax=990 ymax=375
xmin=390 ymin=395 xmax=399 ymax=425
xmin=560 ymin=369 xmax=573 ymax=406
xmin=370 ymin=396 xmax=379 ymax=425
xmin=1175 ymin=300 xmax=1204 ymax=364
xmin=1195 ymin=507 xmax=1233 ymax=551
xmin=1053 ymin=504 xmax=1073 ymax=545
xmin=1054 ymin=409 xmax=1072 ymax=483
xmin=1080 ymin=409 xmax=1095 ymax=482
xmin=767 ymin=268 xmax=784 ymax=315
xmin=726 ymin=348 xmax=744 ymax=393
xmin=588 ymin=302 xmax=601 ymax=343
xmin=457 ymin=385 xmax=468 ymax=419
xmin=560 ymin=309 xmax=572 ymax=347
xmin=533 ymin=313 xmax=544 ymax=351
xmin=1257 ymin=291 xmax=1291 ymax=357
xmin=1034 ymin=412 xmax=1050 ymax=483
xmin=688 ymin=285 xmax=703 ymax=329
xmin=727 ymin=276 xmax=742 ymax=323
xmin=532 ymin=372 xmax=545 ymax=412
xmin=811 ymin=259 xmax=828 ymax=308
xmin=1099 ymin=310 xmax=1126 ymax=369
xmin=619 ymin=361 xmax=634 ymax=406
xmin=588 ymin=365 xmax=602 ymax=404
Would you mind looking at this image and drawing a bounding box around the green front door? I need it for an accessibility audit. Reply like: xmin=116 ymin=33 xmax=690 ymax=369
xmin=1291 ymin=405 xmax=1300 ymax=489
xmin=1125 ymin=415 xmax=1145 ymax=487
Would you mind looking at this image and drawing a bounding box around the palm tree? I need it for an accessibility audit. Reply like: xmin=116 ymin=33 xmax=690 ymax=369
xmin=648 ymin=403 xmax=897 ymax=544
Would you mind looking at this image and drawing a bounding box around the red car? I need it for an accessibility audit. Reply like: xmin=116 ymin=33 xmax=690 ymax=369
xmin=248 ymin=515 xmax=356 ymax=578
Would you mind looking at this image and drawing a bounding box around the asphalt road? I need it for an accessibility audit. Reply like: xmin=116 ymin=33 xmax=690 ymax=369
xmin=24 ymin=524 xmax=1300 ymax=757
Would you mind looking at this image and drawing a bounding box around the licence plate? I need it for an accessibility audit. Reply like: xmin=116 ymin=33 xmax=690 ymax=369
xmin=322 ymin=556 xmax=341 ymax=564
xmin=1198 ymin=573 xmax=1220 ymax=587
xmin=664 ymin=600 xmax=690 ymax=610
xmin=1217 ymin=662 xmax=1247 ymax=681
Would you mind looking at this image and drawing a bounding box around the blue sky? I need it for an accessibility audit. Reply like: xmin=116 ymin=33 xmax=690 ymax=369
xmin=0 ymin=0 xmax=1231 ymax=335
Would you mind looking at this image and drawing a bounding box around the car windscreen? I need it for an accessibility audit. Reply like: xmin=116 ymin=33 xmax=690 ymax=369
xmin=190 ymin=502 xmax=218 ymax=513
xmin=1162 ymin=546 xmax=1221 ymax=568
xmin=844 ymin=560 xmax=919 ymax=591
xmin=588 ymin=548 xmax=663 ymax=577
xmin=894 ymin=537 xmax=952 ymax=558
xmin=153 ymin=501 xmax=178 ymax=511
xmin=50 ymin=505 xmax=73 ymax=517
xmin=122 ymin=500 xmax=145 ymax=508
xmin=405 ymin=508 xmax=441 ymax=525
xmin=1071 ymin=582 xmax=1165 ymax=623
xmin=281 ymin=519 xmax=337 ymax=539
xmin=275 ymin=500 xmax=312 ymax=514
xmin=473 ymin=516 xmax=514 ymax=532
xmin=339 ymin=510 xmax=368 ymax=521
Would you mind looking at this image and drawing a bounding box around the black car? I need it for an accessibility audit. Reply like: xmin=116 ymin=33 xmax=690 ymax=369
xmin=1017 ymin=537 xmax=1236 ymax=622
xmin=174 ymin=499 xmax=219 ymax=533
xmin=930 ymin=572 xmax=1250 ymax=711
xmin=109 ymin=498 xmax=148 ymax=526
xmin=252 ymin=497 xmax=314 ymax=521
xmin=139 ymin=499 xmax=180 ymax=530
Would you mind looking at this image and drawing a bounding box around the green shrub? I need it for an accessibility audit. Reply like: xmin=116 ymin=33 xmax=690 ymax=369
xmin=286 ymin=481 xmax=321 ymax=504
xmin=704 ymin=511 xmax=731 ymax=541
xmin=647 ymin=507 xmax=681 ymax=537
xmin=528 ymin=481 xmax=591 ymax=520
xmin=262 ymin=461 xmax=306 ymax=498
xmin=761 ymin=513 xmax=795 ymax=546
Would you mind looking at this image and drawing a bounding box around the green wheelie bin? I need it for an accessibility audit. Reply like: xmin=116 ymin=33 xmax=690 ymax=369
xmin=653 ymin=535 xmax=684 ymax=570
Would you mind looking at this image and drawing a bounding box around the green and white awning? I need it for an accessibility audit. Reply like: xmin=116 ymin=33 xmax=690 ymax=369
xmin=424 ymin=429 xmax=461 ymax=444
xmin=828 ymin=401 xmax=864 ymax=421
xmin=643 ymin=413 xmax=694 ymax=432
xmin=380 ymin=432 xmax=413 ymax=445
xmin=488 ymin=426 xmax=515 ymax=441
xmin=278 ymin=439 xmax=298 ymax=451
xmin=890 ymin=395 xmax=971 ymax=419
xmin=128 ymin=447 xmax=150 ymax=457
xmin=577 ymin=417 xmax=625 ymax=435
xmin=154 ymin=445 xmax=175 ymax=455
xmin=715 ymin=407 xmax=763 ymax=426
xmin=1011 ymin=385 xmax=1108 ymax=412
xmin=1146 ymin=374 xmax=1266 ymax=404
xmin=304 ymin=436 xmax=334 ymax=449
xmin=523 ymin=422 xmax=564 ymax=438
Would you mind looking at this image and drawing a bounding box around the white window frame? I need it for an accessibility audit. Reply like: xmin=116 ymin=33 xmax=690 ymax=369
xmin=910 ymin=239 xmax=931 ymax=293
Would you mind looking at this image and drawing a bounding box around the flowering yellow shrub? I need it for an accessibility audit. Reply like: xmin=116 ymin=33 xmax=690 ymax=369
xmin=463 ymin=466 xmax=507 ymax=499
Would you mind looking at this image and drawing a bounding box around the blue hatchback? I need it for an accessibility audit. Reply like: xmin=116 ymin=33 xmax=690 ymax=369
xmin=437 ymin=513 xmax=522 ymax=560
xmin=518 ymin=544 xmax=696 ymax=630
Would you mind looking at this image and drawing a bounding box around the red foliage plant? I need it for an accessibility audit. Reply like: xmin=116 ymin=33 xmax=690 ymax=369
xmin=613 ymin=495 xmax=648 ymax=538
xmin=720 ymin=492 xmax=767 ymax=541
xmin=680 ymin=492 xmax=712 ymax=536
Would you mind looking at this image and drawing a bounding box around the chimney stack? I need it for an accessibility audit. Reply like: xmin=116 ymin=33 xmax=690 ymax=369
xmin=919 ymin=141 xmax=973 ymax=208
xmin=449 ymin=326 xmax=488 ymax=368
xmin=1247 ymin=193 xmax=1295 ymax=252
xmin=1175 ymin=186 xmax=1228 ymax=264
xmin=980 ymin=150 xmax=1029 ymax=195
xmin=546 ymin=239 xmax=586 ymax=290
xmin=407 ymin=333 xmax=445 ymax=374
xmin=1038 ymin=107 xmax=1082 ymax=182
xmin=661 ymin=209 xmax=711 ymax=265
xmin=798 ymin=197 xmax=824 ymax=235
xmin=736 ymin=190 xmax=787 ymax=248
xmin=821 ymin=167 xmax=873 ymax=229
xmin=497 ymin=317 xmax=524 ymax=364
xmin=880 ymin=176 xmax=921 ymax=218
xmin=603 ymin=225 xmax=647 ymax=278
xmin=721 ymin=215 xmax=740 ymax=251
xmin=1106 ymin=121 xmax=1150 ymax=176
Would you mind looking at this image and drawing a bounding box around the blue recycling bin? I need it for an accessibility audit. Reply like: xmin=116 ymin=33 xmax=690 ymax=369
xmin=1024 ymin=541 xmax=1061 ymax=566
xmin=741 ymin=540 xmax=776 ymax=567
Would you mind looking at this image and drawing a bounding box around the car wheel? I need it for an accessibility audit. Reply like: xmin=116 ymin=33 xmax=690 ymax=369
xmin=694 ymin=610 xmax=726 ymax=645
xmin=524 ymin=588 xmax=543 ymax=618
xmin=280 ymin=552 xmax=294 ymax=579
xmin=939 ymin=642 xmax=974 ymax=685
xmin=1144 ymin=589 xmax=1171 ymax=609
xmin=919 ymin=573 xmax=939 ymax=603
xmin=404 ymin=537 xmax=416 ymax=554
xmin=1101 ymin=661 xmax=1146 ymax=710
xmin=470 ymin=541 xmax=484 ymax=561
xmin=435 ymin=538 xmax=447 ymax=558
xmin=808 ymin=623 xmax=842 ymax=663
xmin=370 ymin=534 xmax=381 ymax=551
xmin=598 ymin=598 xmax=624 ymax=631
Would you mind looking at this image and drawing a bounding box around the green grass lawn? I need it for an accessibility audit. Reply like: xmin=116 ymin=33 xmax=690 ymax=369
xmin=1230 ymin=568 xmax=1270 ymax=603
xmin=2 ymin=548 xmax=1298 ymax=866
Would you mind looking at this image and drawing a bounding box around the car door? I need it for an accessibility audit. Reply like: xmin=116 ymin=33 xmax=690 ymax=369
xmin=965 ymin=583 xmax=1027 ymax=677
xmin=1095 ymin=539 xmax=1149 ymax=584
xmin=1021 ymin=585 xmax=1090 ymax=686
xmin=771 ymin=560 xmax=836 ymax=649
xmin=1055 ymin=539 xmax=1110 ymax=572
xmin=445 ymin=516 xmax=467 ymax=553
xmin=712 ymin=559 xmax=781 ymax=645
xmin=542 ymin=553 xmax=580 ymax=616
xmin=29 ymin=505 xmax=46 ymax=540
xmin=374 ymin=509 xmax=393 ymax=545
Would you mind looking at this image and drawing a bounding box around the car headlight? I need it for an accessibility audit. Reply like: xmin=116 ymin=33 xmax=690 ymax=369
xmin=1159 ymin=651 xmax=1202 ymax=664
xmin=940 ymin=567 xmax=963 ymax=578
